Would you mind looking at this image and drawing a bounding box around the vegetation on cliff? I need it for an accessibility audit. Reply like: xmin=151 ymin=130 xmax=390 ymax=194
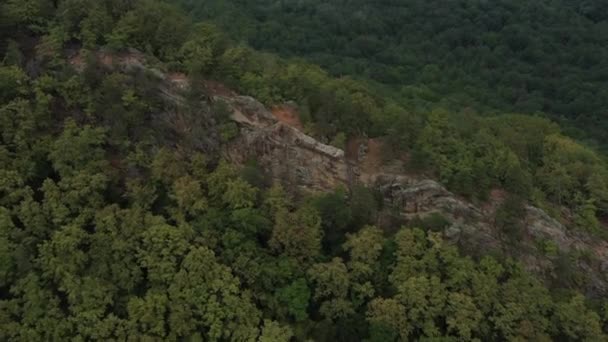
xmin=178 ymin=0 xmax=608 ymax=149
xmin=1 ymin=0 xmax=607 ymax=340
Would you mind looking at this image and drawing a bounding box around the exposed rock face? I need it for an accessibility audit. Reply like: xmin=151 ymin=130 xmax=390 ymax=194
xmin=372 ymin=174 xmax=499 ymax=249
xmin=217 ymin=96 xmax=276 ymax=127
xmin=219 ymin=94 xmax=608 ymax=296
xmin=525 ymin=206 xmax=570 ymax=249
xmin=374 ymin=175 xmax=482 ymax=220
xmin=77 ymin=49 xmax=607 ymax=296
xmin=220 ymin=95 xmax=348 ymax=192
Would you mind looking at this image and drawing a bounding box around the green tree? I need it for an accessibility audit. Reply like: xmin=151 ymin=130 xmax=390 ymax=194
xmin=312 ymin=188 xmax=352 ymax=231
xmin=180 ymin=23 xmax=226 ymax=76
xmin=137 ymin=222 xmax=189 ymax=285
xmin=108 ymin=0 xmax=191 ymax=60
xmin=276 ymin=278 xmax=311 ymax=322
xmin=126 ymin=290 xmax=169 ymax=338
xmin=554 ymin=295 xmax=604 ymax=340
xmin=0 ymin=66 xmax=28 ymax=102
xmin=445 ymin=292 xmax=482 ymax=340
xmin=222 ymin=178 xmax=258 ymax=210
xmin=495 ymin=195 xmax=526 ymax=245
xmin=258 ymin=320 xmax=293 ymax=342
xmin=49 ymin=119 xmax=107 ymax=179
xmin=343 ymin=226 xmax=385 ymax=302
xmin=0 ymin=207 xmax=16 ymax=287
xmin=2 ymin=0 xmax=54 ymax=33
xmin=395 ymin=275 xmax=447 ymax=337
xmin=270 ymin=205 xmax=322 ymax=263
xmin=349 ymin=185 xmax=378 ymax=227
xmin=166 ymin=247 xmax=261 ymax=340
xmin=574 ymin=197 xmax=601 ymax=234
xmin=89 ymin=206 xmax=146 ymax=291
xmin=366 ymin=298 xmax=409 ymax=341
xmin=308 ymin=257 xmax=354 ymax=320
xmin=491 ymin=273 xmax=553 ymax=341
xmin=170 ymin=175 xmax=208 ymax=222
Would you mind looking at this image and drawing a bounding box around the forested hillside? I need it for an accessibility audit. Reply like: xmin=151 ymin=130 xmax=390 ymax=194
xmin=177 ymin=0 xmax=608 ymax=148
xmin=1 ymin=0 xmax=608 ymax=340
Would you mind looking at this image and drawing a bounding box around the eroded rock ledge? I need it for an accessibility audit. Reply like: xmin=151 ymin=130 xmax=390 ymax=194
xmin=73 ymin=49 xmax=607 ymax=296
xmin=220 ymin=94 xmax=608 ymax=296
xmin=220 ymin=95 xmax=348 ymax=192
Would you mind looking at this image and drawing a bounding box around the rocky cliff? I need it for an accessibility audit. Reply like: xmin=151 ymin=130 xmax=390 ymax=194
xmin=73 ymin=49 xmax=608 ymax=296
xmin=220 ymin=94 xmax=608 ymax=297
xmin=219 ymin=95 xmax=350 ymax=192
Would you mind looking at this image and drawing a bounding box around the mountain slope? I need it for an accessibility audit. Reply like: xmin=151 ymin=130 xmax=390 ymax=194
xmin=217 ymin=73 xmax=608 ymax=297
xmin=1 ymin=0 xmax=608 ymax=340
xmin=177 ymin=0 xmax=608 ymax=148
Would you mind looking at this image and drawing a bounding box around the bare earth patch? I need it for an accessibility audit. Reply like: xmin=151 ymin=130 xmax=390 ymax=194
xmin=167 ymin=72 xmax=189 ymax=89
xmin=271 ymin=104 xmax=303 ymax=131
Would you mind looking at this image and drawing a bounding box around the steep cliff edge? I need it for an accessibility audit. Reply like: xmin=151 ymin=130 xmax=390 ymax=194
xmin=219 ymin=95 xmax=350 ymax=192
xmin=71 ymin=49 xmax=608 ymax=296
xmin=220 ymin=94 xmax=608 ymax=296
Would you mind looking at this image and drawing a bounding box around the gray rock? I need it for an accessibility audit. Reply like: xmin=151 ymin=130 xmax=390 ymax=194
xmin=209 ymin=68 xmax=608 ymax=297
xmin=444 ymin=224 xmax=462 ymax=241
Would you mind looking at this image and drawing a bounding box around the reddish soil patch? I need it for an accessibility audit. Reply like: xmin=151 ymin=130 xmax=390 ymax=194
xmin=363 ymin=138 xmax=385 ymax=174
xmin=100 ymin=54 xmax=114 ymax=66
xmin=345 ymin=137 xmax=386 ymax=174
xmin=345 ymin=138 xmax=364 ymax=161
xmin=271 ymin=105 xmax=303 ymax=130
xmin=167 ymin=72 xmax=189 ymax=89
xmin=490 ymin=188 xmax=507 ymax=202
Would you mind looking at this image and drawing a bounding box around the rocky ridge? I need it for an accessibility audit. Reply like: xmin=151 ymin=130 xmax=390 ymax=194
xmin=219 ymin=95 xmax=349 ymax=192
xmin=220 ymin=93 xmax=608 ymax=296
xmin=72 ymin=49 xmax=608 ymax=296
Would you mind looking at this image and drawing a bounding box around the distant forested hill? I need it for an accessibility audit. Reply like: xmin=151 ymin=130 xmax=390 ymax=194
xmin=176 ymin=0 xmax=608 ymax=149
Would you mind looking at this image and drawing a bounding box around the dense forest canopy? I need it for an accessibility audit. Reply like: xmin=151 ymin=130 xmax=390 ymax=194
xmin=1 ymin=0 xmax=608 ymax=340
xmin=176 ymin=0 xmax=608 ymax=149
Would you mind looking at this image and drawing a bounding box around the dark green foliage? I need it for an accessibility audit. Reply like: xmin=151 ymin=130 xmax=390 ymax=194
xmin=0 ymin=66 xmax=28 ymax=102
xmin=239 ymin=159 xmax=270 ymax=190
xmin=367 ymin=323 xmax=398 ymax=342
xmin=0 ymin=0 xmax=607 ymax=340
xmin=349 ymin=185 xmax=379 ymax=228
xmin=409 ymin=213 xmax=451 ymax=233
xmin=312 ymin=188 xmax=352 ymax=232
xmin=178 ymin=0 xmax=608 ymax=150
xmin=164 ymin=0 xmax=608 ymax=230
xmin=108 ymin=0 xmax=192 ymax=60
xmin=276 ymin=278 xmax=311 ymax=322
xmin=495 ymin=195 xmax=526 ymax=245
xmin=312 ymin=189 xmax=353 ymax=254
